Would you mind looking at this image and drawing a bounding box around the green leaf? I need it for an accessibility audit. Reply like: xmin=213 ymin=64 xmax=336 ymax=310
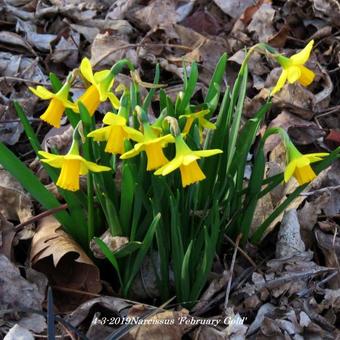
xmin=94 ymin=238 xmax=122 ymax=285
xmin=120 ymin=161 xmax=135 ymax=234
xmin=226 ymin=63 xmax=248 ymax=171
xmin=181 ymin=241 xmax=193 ymax=302
xmin=114 ymin=241 xmax=142 ymax=258
xmin=177 ymin=63 xmax=198 ymax=114
xmin=14 ymin=101 xmax=41 ymax=154
xmin=0 ymin=143 xmax=72 ymax=228
xmin=124 ymin=213 xmax=161 ymax=295
xmin=142 ymin=64 xmax=160 ymax=111
xmin=205 ymin=53 xmax=227 ymax=114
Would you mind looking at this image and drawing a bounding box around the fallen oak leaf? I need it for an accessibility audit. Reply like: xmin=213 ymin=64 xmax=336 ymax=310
xmin=30 ymin=215 xmax=101 ymax=293
xmin=0 ymin=168 xmax=33 ymax=226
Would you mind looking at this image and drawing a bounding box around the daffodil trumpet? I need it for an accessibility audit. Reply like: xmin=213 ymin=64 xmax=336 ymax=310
xmin=266 ymin=127 xmax=329 ymax=186
xmin=87 ymin=112 xmax=143 ymax=155
xmin=271 ymin=40 xmax=315 ymax=95
xmin=154 ymin=134 xmax=222 ymax=187
xmin=120 ymin=122 xmax=175 ymax=171
xmin=284 ymin=141 xmax=328 ymax=185
xmin=180 ymin=109 xmax=216 ymax=142
xmin=39 ymin=135 xmax=110 ymax=192
xmin=29 ymin=73 xmax=77 ymax=128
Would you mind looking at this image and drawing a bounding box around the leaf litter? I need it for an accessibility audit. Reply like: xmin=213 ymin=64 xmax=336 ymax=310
xmin=0 ymin=0 xmax=340 ymax=338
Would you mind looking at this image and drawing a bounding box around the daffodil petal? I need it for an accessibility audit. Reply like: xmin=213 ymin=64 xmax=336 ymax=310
xmin=40 ymin=155 xmax=65 ymax=168
xmin=290 ymin=40 xmax=314 ymax=65
xmin=87 ymin=126 xmax=112 ymax=141
xmin=271 ymin=69 xmax=288 ymax=95
xmin=154 ymin=156 xmax=183 ymax=176
xmin=38 ymin=151 xmax=59 ymax=159
xmin=295 ymin=156 xmax=310 ymax=167
xmin=182 ymin=154 xmax=200 ymax=166
xmin=287 ymin=66 xmax=301 ymax=83
xmin=94 ymin=70 xmax=110 ymax=83
xmin=307 ymin=156 xmax=323 ymax=163
xmin=123 ymin=126 xmax=144 ymax=142
xmin=143 ymin=134 xmax=174 ymax=146
xmin=30 ymin=86 xmax=55 ymax=100
xmin=107 ymin=93 xmax=121 ymax=110
xmin=82 ymin=159 xmax=111 ymax=173
xmin=284 ymin=160 xmax=297 ymax=182
xmin=120 ymin=143 xmax=144 ymax=159
xmin=192 ymin=149 xmax=223 ymax=158
xmin=305 ymin=152 xmax=329 ymax=158
xmin=64 ymin=154 xmax=86 ymax=161
xmin=200 ymin=118 xmax=216 ymax=130
xmin=80 ymin=57 xmax=95 ymax=84
xmin=103 ymin=112 xmax=126 ymax=126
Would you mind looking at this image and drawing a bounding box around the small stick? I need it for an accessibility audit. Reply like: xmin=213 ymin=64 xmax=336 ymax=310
xmin=0 ymin=76 xmax=51 ymax=86
xmin=224 ymin=234 xmax=242 ymax=312
xmin=224 ymin=234 xmax=261 ymax=273
xmin=14 ymin=203 xmax=68 ymax=231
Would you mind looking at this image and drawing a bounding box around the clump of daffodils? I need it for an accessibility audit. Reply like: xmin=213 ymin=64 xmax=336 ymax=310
xmin=29 ymin=41 xmax=328 ymax=192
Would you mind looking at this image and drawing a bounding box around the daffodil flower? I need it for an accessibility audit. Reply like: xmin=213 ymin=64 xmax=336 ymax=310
xmin=154 ymin=135 xmax=222 ymax=187
xmin=39 ymin=140 xmax=111 ymax=191
xmin=87 ymin=112 xmax=143 ymax=155
xmin=180 ymin=109 xmax=216 ymax=141
xmin=284 ymin=141 xmax=328 ymax=185
xmin=120 ymin=123 xmax=175 ymax=171
xmin=30 ymin=79 xmax=77 ymax=128
xmin=78 ymin=58 xmax=120 ymax=115
xmin=272 ymin=40 xmax=315 ymax=95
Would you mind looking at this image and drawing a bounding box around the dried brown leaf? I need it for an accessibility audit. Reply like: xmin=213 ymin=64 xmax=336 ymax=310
xmin=275 ymin=209 xmax=306 ymax=259
xmin=130 ymin=0 xmax=178 ymax=30
xmin=0 ymin=213 xmax=15 ymax=259
xmin=0 ymin=254 xmax=44 ymax=310
xmin=314 ymin=227 xmax=340 ymax=288
xmin=0 ymin=169 xmax=33 ymax=224
xmin=213 ymin=0 xmax=254 ymax=19
xmin=247 ymin=4 xmax=276 ymax=42
xmin=90 ymin=32 xmax=137 ymax=68
xmin=0 ymin=31 xmax=36 ymax=55
xmin=30 ymin=216 xmax=101 ymax=293
xmin=90 ymin=230 xmax=128 ymax=259
xmin=125 ymin=307 xmax=190 ymax=340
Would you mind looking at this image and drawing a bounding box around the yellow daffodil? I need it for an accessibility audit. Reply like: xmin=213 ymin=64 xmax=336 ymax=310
xmin=154 ymin=135 xmax=222 ymax=187
xmin=180 ymin=109 xmax=216 ymax=141
xmin=120 ymin=123 xmax=174 ymax=171
xmin=30 ymin=80 xmax=77 ymax=128
xmin=87 ymin=112 xmax=143 ymax=155
xmin=39 ymin=140 xmax=110 ymax=191
xmin=272 ymin=40 xmax=315 ymax=95
xmin=284 ymin=142 xmax=328 ymax=185
xmin=78 ymin=58 xmax=120 ymax=115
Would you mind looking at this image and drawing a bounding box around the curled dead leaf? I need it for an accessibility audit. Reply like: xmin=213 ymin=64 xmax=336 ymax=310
xmin=30 ymin=216 xmax=101 ymax=293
